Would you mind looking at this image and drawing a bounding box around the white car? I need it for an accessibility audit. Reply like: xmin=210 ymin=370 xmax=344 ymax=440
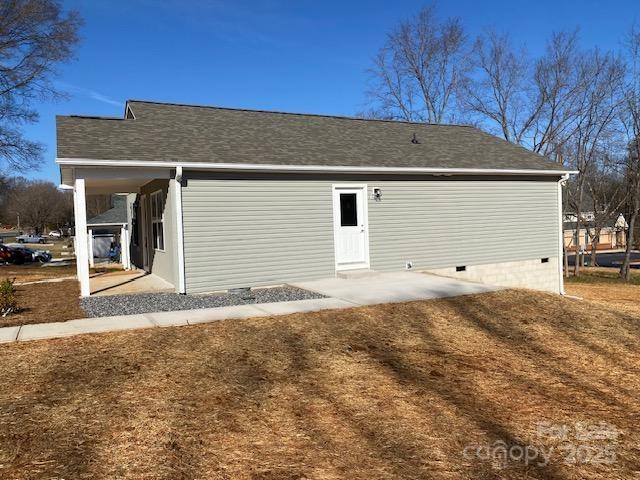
xmin=48 ymin=230 xmax=62 ymax=238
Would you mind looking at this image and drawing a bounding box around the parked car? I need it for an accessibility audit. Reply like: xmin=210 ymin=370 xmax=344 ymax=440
xmin=48 ymin=230 xmax=62 ymax=238
xmin=16 ymin=233 xmax=46 ymax=244
xmin=0 ymin=245 xmax=16 ymax=264
xmin=0 ymin=245 xmax=32 ymax=264
xmin=14 ymin=246 xmax=51 ymax=263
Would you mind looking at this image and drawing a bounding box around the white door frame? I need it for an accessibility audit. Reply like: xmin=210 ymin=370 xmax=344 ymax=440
xmin=332 ymin=183 xmax=370 ymax=271
xmin=140 ymin=194 xmax=150 ymax=272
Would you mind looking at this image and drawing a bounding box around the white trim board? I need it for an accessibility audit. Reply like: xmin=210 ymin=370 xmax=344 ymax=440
xmin=57 ymin=157 xmax=577 ymax=176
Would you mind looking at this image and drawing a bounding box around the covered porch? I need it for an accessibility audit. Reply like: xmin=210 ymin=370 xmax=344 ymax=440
xmin=90 ymin=269 xmax=174 ymax=296
xmin=60 ymin=164 xmax=185 ymax=297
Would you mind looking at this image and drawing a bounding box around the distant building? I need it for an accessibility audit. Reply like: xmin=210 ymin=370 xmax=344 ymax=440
xmin=86 ymin=194 xmax=132 ymax=268
xmin=563 ymin=212 xmax=627 ymax=251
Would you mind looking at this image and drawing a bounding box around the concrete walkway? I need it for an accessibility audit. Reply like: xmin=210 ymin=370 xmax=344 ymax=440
xmin=1 ymin=297 xmax=355 ymax=344
xmin=0 ymin=271 xmax=501 ymax=345
xmin=15 ymin=276 xmax=77 ymax=286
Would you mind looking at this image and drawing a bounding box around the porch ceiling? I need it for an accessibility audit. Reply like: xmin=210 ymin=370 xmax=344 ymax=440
xmin=60 ymin=165 xmax=171 ymax=194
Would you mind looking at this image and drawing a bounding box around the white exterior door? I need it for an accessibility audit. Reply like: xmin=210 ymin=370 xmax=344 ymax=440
xmin=333 ymin=185 xmax=369 ymax=270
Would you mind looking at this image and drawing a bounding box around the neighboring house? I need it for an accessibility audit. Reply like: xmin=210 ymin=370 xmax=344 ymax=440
xmin=86 ymin=194 xmax=132 ymax=268
xmin=56 ymin=100 xmax=575 ymax=297
xmin=563 ymin=213 xmax=627 ymax=251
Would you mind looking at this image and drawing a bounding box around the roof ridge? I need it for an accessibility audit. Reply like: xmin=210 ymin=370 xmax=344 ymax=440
xmin=61 ymin=115 xmax=124 ymax=121
xmin=125 ymin=99 xmax=474 ymax=128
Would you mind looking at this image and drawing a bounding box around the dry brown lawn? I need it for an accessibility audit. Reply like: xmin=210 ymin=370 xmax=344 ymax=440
xmin=0 ymin=263 xmax=83 ymax=328
xmin=0 ymin=280 xmax=85 ymax=328
xmin=0 ymin=263 xmax=76 ymax=283
xmin=0 ymin=289 xmax=638 ymax=479
xmin=565 ymin=267 xmax=640 ymax=316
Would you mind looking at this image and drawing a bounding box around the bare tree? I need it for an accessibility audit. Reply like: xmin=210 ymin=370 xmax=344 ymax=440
xmin=6 ymin=180 xmax=70 ymax=233
xmin=0 ymin=0 xmax=81 ymax=173
xmin=463 ymin=29 xmax=626 ymax=276
xmin=462 ymin=29 xmax=588 ymax=159
xmin=461 ymin=30 xmax=543 ymax=143
xmin=366 ymin=5 xmax=469 ymax=123
xmin=583 ymin=157 xmax=629 ymax=266
xmin=620 ymin=144 xmax=640 ymax=281
xmin=618 ymin=26 xmax=640 ymax=281
xmin=529 ymin=31 xmax=590 ymax=161
xmin=0 ymin=174 xmax=26 ymax=226
xmin=86 ymin=194 xmax=113 ymax=219
xmin=563 ymin=50 xmax=626 ymax=275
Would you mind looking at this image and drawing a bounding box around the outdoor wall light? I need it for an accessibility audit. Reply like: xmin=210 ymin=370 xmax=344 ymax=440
xmin=372 ymin=187 xmax=382 ymax=201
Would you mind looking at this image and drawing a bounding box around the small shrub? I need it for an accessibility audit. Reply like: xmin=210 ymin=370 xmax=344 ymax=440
xmin=0 ymin=278 xmax=18 ymax=317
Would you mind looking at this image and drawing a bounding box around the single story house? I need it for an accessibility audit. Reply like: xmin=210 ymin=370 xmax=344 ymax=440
xmin=56 ymin=100 xmax=575 ymax=297
xmin=563 ymin=213 xmax=627 ymax=251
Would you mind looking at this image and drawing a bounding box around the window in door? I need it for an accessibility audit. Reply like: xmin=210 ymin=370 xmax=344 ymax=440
xmin=340 ymin=193 xmax=358 ymax=226
xmin=150 ymin=190 xmax=165 ymax=251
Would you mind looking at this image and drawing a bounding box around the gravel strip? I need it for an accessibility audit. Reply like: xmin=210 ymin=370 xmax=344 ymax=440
xmin=80 ymin=286 xmax=326 ymax=318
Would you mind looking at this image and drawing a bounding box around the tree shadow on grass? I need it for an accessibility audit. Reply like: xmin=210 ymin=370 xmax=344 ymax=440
xmin=430 ymin=293 xmax=639 ymax=409
xmin=408 ymin=292 xmax=639 ymax=476
xmin=1 ymin=290 xmax=638 ymax=479
xmin=227 ymin=307 xmax=565 ymax=479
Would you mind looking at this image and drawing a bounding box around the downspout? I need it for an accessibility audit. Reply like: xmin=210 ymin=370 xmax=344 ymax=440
xmin=557 ymin=173 xmax=570 ymax=295
xmin=174 ymin=166 xmax=186 ymax=294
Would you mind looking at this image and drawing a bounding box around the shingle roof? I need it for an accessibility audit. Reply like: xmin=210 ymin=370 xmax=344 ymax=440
xmin=87 ymin=195 xmax=127 ymax=225
xmin=56 ymin=100 xmax=566 ymax=172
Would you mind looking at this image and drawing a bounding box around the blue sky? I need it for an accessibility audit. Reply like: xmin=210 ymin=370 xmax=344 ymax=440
xmin=21 ymin=0 xmax=639 ymax=182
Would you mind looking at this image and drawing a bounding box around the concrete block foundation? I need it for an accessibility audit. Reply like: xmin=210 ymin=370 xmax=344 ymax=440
xmin=424 ymin=257 xmax=560 ymax=294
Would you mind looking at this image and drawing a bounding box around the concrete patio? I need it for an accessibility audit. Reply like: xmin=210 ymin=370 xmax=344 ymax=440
xmin=90 ymin=269 xmax=174 ymax=296
xmin=291 ymin=270 xmax=499 ymax=305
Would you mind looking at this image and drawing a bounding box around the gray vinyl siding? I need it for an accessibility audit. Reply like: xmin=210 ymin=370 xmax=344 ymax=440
xmin=182 ymin=173 xmax=560 ymax=293
xmin=368 ymin=180 xmax=559 ymax=271
xmin=182 ymin=179 xmax=335 ymax=293
xmin=140 ymin=179 xmax=177 ymax=289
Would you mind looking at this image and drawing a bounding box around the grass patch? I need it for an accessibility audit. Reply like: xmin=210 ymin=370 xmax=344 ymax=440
xmin=565 ymin=267 xmax=640 ymax=285
xmin=565 ymin=267 xmax=640 ymax=315
xmin=0 ymin=290 xmax=638 ymax=478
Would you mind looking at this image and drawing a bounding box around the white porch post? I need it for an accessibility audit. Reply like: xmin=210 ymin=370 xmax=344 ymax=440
xmin=121 ymin=225 xmax=131 ymax=270
xmin=87 ymin=229 xmax=94 ymax=268
xmin=74 ymin=178 xmax=91 ymax=297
